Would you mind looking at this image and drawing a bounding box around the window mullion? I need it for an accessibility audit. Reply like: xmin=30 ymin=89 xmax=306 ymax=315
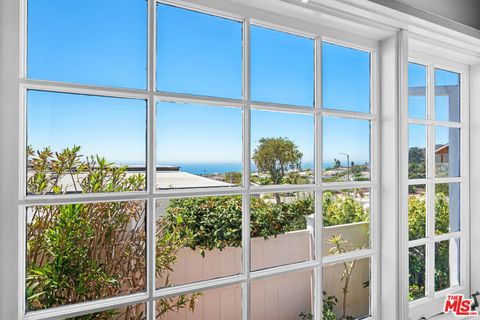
xmin=242 ymin=17 xmax=251 ymax=320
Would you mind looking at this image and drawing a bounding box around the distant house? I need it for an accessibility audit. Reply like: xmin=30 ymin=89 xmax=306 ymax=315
xmin=435 ymin=144 xmax=449 ymax=163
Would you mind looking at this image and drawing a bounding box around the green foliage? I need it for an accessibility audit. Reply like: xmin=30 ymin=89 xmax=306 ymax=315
xmin=162 ymin=194 xmax=314 ymax=254
xmin=408 ymin=193 xmax=426 ymax=240
xmin=26 ymin=147 xmax=198 ymax=319
xmin=408 ymin=147 xmax=426 ymax=179
xmin=435 ymin=191 xmax=450 ymax=235
xmin=408 ymin=189 xmax=451 ymax=300
xmin=299 ymin=291 xmax=338 ymax=320
xmin=224 ymin=171 xmax=242 ymax=184
xmin=322 ymin=191 xmax=368 ymax=227
xmin=252 ymin=137 xmax=303 ymax=186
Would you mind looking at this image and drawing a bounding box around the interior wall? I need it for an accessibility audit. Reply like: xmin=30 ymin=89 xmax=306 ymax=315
xmin=368 ymin=0 xmax=480 ymax=35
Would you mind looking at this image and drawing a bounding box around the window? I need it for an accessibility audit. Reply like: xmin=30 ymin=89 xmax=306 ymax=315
xmin=20 ymin=2 xmax=378 ymax=320
xmin=407 ymin=61 xmax=468 ymax=318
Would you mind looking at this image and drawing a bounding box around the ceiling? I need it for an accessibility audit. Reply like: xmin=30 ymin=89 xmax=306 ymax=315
xmin=368 ymin=0 xmax=480 ymax=31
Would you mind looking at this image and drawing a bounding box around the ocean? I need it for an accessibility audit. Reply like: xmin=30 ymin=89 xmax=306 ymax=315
xmin=160 ymin=162 xmax=317 ymax=175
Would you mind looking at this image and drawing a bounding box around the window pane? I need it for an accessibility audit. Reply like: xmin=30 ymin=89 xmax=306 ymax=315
xmin=27 ymin=0 xmax=147 ymax=89
xmin=251 ymin=26 xmax=314 ymax=106
xmin=156 ymin=102 xmax=242 ymax=189
xmin=409 ymin=246 xmax=426 ymax=301
xmin=435 ymin=69 xmax=460 ymax=122
xmin=435 ymin=183 xmax=461 ymax=235
xmin=323 ymin=189 xmax=370 ymax=256
xmin=156 ymin=285 xmax=241 ymax=320
xmin=156 ymin=196 xmax=242 ymax=289
xmin=66 ymin=304 xmax=146 ymax=320
xmin=435 ymin=239 xmax=460 ymax=292
xmin=409 ymin=124 xmax=426 ymax=179
xmin=156 ymin=4 xmax=242 ymax=98
xmin=435 ymin=126 xmax=460 ymax=178
xmin=250 ymin=192 xmax=314 ymax=271
xmin=408 ymin=63 xmax=427 ymax=119
xmin=408 ymin=185 xmax=426 ymax=241
xmin=323 ymin=258 xmax=370 ymax=319
xmin=251 ymin=109 xmax=314 ymax=185
xmin=323 ymin=42 xmax=371 ymax=113
xmin=251 ymin=270 xmax=313 ymax=320
xmin=27 ymin=90 xmax=146 ymax=194
xmin=323 ymin=117 xmax=371 ymax=182
xmin=26 ymin=201 xmax=146 ymax=311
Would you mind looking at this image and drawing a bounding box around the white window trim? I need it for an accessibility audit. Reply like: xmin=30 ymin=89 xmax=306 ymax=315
xmin=13 ymin=1 xmax=381 ymax=320
xmin=2 ymin=1 xmax=480 ymax=320
xmin=404 ymin=52 xmax=470 ymax=320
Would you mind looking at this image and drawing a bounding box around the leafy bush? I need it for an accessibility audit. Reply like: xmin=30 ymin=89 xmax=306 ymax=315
xmin=323 ymin=191 xmax=368 ymax=227
xmin=162 ymin=194 xmax=314 ymax=254
xmin=408 ymin=189 xmax=451 ymax=300
xmin=26 ymin=147 xmax=198 ymax=318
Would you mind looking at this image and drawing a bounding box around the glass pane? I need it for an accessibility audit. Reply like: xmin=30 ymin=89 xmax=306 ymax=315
xmin=323 ymin=258 xmax=370 ymax=319
xmin=435 ymin=183 xmax=461 ymax=235
xmin=408 ymin=185 xmax=426 ymax=241
xmin=156 ymin=4 xmax=242 ymax=98
xmin=322 ymin=42 xmax=371 ymax=113
xmin=323 ymin=189 xmax=370 ymax=256
xmin=408 ymin=124 xmax=426 ymax=179
xmin=409 ymin=246 xmax=426 ymax=301
xmin=323 ymin=117 xmax=371 ymax=182
xmin=27 ymin=0 xmax=147 ymax=89
xmin=251 ymin=270 xmax=313 ymax=320
xmin=251 ymin=109 xmax=314 ymax=185
xmin=435 ymin=126 xmax=460 ymax=178
xmin=26 ymin=201 xmax=146 ymax=311
xmin=251 ymin=25 xmax=314 ymax=107
xmin=435 ymin=239 xmax=461 ymax=292
xmin=156 ymin=196 xmax=242 ymax=289
xmin=250 ymin=192 xmax=314 ymax=271
xmin=435 ymin=69 xmax=460 ymax=122
xmin=408 ymin=63 xmax=427 ymax=119
xmin=156 ymin=102 xmax=242 ymax=189
xmin=27 ymin=90 xmax=147 ymax=195
xmin=157 ymin=284 xmax=241 ymax=320
xmin=66 ymin=304 xmax=146 ymax=320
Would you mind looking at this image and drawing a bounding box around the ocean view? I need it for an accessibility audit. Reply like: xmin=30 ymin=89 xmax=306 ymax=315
xmin=153 ymin=161 xmax=367 ymax=174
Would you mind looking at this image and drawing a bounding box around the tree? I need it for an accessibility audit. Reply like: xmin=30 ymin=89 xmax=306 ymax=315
xmin=252 ymin=137 xmax=303 ymax=204
xmin=333 ymin=159 xmax=341 ymax=169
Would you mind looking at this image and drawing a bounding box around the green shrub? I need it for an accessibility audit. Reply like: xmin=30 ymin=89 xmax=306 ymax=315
xmin=408 ymin=190 xmax=451 ymax=300
xmin=323 ymin=191 xmax=368 ymax=227
xmin=26 ymin=147 xmax=198 ymax=318
xmin=162 ymin=194 xmax=314 ymax=255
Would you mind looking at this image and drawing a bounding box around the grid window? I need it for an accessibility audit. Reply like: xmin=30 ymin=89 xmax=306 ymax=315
xmin=23 ymin=2 xmax=377 ymax=319
xmin=407 ymin=62 xmax=466 ymax=308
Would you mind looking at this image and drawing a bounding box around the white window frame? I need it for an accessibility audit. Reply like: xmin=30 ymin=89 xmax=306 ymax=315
xmin=404 ymin=51 xmax=470 ymax=320
xmin=3 ymin=1 xmax=480 ymax=320
xmin=12 ymin=0 xmax=380 ymax=320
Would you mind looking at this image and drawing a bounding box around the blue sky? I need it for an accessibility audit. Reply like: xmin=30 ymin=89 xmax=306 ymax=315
xmin=27 ymin=1 xmax=372 ymax=171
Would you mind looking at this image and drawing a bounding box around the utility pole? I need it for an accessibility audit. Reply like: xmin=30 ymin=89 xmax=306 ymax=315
xmin=340 ymin=152 xmax=350 ymax=181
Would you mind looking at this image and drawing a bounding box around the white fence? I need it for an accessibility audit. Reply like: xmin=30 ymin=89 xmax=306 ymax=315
xmin=161 ymin=222 xmax=370 ymax=320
